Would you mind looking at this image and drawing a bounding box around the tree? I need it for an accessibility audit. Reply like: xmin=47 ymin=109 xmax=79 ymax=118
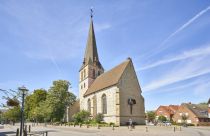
xmin=46 ymin=80 xmax=76 ymax=122
xmin=146 ymin=111 xmax=156 ymax=123
xmin=181 ymin=114 xmax=188 ymax=124
xmin=6 ymin=98 xmax=19 ymax=107
xmin=24 ymin=89 xmax=47 ymax=121
xmin=3 ymin=106 xmax=21 ymax=124
xmin=158 ymin=115 xmax=167 ymax=122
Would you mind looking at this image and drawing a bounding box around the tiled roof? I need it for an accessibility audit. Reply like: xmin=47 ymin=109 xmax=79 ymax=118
xmin=84 ymin=59 xmax=131 ymax=96
xmin=182 ymin=103 xmax=208 ymax=118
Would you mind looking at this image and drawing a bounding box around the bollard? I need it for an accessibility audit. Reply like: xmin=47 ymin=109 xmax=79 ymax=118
xmin=74 ymin=124 xmax=76 ymax=127
xmin=16 ymin=128 xmax=19 ymax=136
xmin=23 ymin=130 xmax=27 ymax=136
xmin=97 ymin=124 xmax=100 ymax=129
xmin=79 ymin=123 xmax=82 ymax=128
xmin=129 ymin=125 xmax=132 ymax=131
xmin=112 ymin=125 xmax=114 ymax=130
xmin=174 ymin=127 xmax=175 ymax=132
xmin=24 ymin=125 xmax=27 ymax=132
xmin=46 ymin=131 xmax=48 ymax=136
xmin=87 ymin=124 xmax=89 ymax=128
xmin=146 ymin=126 xmax=148 ymax=132
xmin=29 ymin=125 xmax=31 ymax=133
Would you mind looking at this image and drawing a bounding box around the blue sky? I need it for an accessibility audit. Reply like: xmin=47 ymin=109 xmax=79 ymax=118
xmin=0 ymin=0 xmax=210 ymax=110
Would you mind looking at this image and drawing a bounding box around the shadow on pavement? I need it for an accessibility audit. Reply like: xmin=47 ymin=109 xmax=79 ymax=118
xmin=0 ymin=131 xmax=15 ymax=136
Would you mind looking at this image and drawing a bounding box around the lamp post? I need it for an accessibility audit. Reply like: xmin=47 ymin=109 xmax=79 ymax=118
xmin=18 ymin=86 xmax=28 ymax=136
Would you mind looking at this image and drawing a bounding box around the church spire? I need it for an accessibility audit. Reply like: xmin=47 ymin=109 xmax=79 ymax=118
xmin=81 ymin=9 xmax=103 ymax=70
xmin=84 ymin=18 xmax=99 ymax=63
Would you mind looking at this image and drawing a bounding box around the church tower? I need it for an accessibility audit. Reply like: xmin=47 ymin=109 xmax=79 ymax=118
xmin=79 ymin=15 xmax=104 ymax=110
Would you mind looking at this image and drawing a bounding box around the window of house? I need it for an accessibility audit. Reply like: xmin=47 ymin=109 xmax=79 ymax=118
xmin=84 ymin=83 xmax=86 ymax=88
xmin=102 ymin=94 xmax=107 ymax=114
xmin=87 ymin=99 xmax=91 ymax=113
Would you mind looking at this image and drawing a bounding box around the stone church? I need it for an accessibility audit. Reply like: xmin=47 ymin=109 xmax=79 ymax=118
xmin=67 ymin=17 xmax=145 ymax=126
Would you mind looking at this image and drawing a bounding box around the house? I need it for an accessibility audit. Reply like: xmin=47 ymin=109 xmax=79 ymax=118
xmin=173 ymin=103 xmax=210 ymax=126
xmin=155 ymin=105 xmax=179 ymax=121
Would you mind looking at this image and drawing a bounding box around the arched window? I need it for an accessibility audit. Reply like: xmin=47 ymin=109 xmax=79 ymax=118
xmin=102 ymin=94 xmax=107 ymax=114
xmin=87 ymin=99 xmax=91 ymax=113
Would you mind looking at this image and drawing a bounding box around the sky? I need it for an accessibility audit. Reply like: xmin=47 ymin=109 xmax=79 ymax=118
xmin=0 ymin=0 xmax=210 ymax=111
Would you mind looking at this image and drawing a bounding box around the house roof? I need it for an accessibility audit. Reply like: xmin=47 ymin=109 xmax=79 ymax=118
xmin=182 ymin=103 xmax=208 ymax=118
xmin=168 ymin=105 xmax=179 ymax=113
xmin=156 ymin=105 xmax=179 ymax=115
xmin=84 ymin=58 xmax=131 ymax=96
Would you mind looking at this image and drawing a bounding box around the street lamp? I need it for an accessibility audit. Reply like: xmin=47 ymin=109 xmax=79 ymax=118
xmin=18 ymin=86 xmax=28 ymax=136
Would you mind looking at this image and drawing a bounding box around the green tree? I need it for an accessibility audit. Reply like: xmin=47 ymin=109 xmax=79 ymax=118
xmin=158 ymin=115 xmax=167 ymax=122
xmin=25 ymin=89 xmax=47 ymax=121
xmin=46 ymin=80 xmax=76 ymax=122
xmin=181 ymin=114 xmax=188 ymax=124
xmin=3 ymin=106 xmax=21 ymax=124
xmin=146 ymin=111 xmax=156 ymax=123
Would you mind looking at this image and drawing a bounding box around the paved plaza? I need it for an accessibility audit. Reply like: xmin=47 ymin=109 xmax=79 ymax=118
xmin=0 ymin=124 xmax=210 ymax=136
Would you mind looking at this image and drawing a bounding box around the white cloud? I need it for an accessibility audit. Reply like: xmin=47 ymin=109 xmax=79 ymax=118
xmin=142 ymin=55 xmax=210 ymax=92
xmin=143 ymin=5 xmax=210 ymax=59
xmin=193 ymin=81 xmax=210 ymax=96
xmin=138 ymin=45 xmax=210 ymax=71
xmin=95 ymin=23 xmax=111 ymax=32
xmin=160 ymin=6 xmax=210 ymax=47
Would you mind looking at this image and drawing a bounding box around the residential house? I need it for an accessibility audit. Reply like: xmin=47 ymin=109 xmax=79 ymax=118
xmin=155 ymin=105 xmax=179 ymax=121
xmin=173 ymin=103 xmax=210 ymax=126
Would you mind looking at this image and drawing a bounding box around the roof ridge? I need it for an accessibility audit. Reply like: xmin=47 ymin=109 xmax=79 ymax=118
xmin=84 ymin=59 xmax=131 ymax=96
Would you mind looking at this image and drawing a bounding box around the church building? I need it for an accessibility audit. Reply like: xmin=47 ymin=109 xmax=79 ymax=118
xmin=68 ymin=15 xmax=145 ymax=126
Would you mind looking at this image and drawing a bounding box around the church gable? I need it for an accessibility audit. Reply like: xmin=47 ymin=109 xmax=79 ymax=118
xmin=118 ymin=58 xmax=145 ymax=124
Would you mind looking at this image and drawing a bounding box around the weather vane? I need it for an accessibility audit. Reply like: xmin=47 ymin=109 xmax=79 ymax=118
xmin=90 ymin=7 xmax=93 ymax=18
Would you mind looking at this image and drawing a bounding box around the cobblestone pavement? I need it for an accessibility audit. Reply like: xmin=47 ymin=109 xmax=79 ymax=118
xmin=0 ymin=124 xmax=210 ymax=136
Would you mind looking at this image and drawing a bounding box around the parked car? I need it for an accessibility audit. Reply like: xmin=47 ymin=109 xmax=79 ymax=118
xmin=163 ymin=121 xmax=171 ymax=126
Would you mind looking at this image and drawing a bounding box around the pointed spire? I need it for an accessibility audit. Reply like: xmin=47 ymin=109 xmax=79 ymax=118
xmin=80 ymin=9 xmax=104 ymax=71
xmin=84 ymin=16 xmax=99 ymax=64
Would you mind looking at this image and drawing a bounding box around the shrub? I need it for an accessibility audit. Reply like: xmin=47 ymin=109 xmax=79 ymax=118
xmin=109 ymin=122 xmax=115 ymax=126
xmin=94 ymin=113 xmax=104 ymax=123
xmin=72 ymin=110 xmax=90 ymax=123
xmin=158 ymin=115 xmax=167 ymax=122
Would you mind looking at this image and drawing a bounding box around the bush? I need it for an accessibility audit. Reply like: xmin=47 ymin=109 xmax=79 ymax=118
xmin=158 ymin=115 xmax=167 ymax=122
xmin=72 ymin=110 xmax=90 ymax=123
xmin=94 ymin=113 xmax=104 ymax=123
xmin=109 ymin=122 xmax=115 ymax=126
